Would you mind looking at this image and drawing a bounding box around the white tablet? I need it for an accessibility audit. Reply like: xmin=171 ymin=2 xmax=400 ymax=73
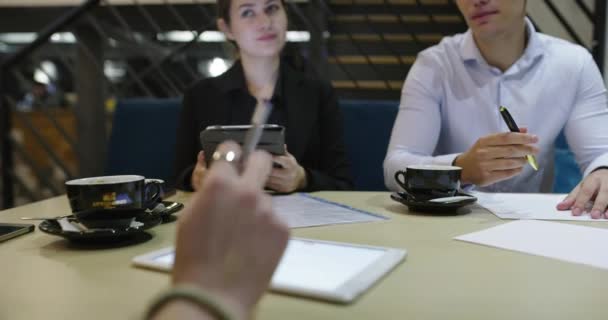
xmin=132 ymin=238 xmax=406 ymax=303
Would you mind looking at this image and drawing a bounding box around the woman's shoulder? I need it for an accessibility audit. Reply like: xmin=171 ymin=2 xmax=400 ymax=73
xmin=183 ymin=75 xmax=224 ymax=99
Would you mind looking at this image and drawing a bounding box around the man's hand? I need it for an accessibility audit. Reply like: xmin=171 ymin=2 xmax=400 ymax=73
xmin=454 ymin=130 xmax=539 ymax=186
xmin=557 ymin=168 xmax=608 ymax=219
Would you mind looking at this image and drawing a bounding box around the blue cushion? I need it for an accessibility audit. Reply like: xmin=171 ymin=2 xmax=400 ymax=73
xmin=340 ymin=100 xmax=399 ymax=190
xmin=106 ymin=98 xmax=181 ymax=185
xmin=553 ymin=131 xmax=581 ymax=193
xmin=108 ymin=98 xmax=581 ymax=193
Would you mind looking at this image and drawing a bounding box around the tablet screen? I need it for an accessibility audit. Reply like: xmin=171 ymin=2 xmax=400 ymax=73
xmin=271 ymin=239 xmax=385 ymax=292
xmin=150 ymin=239 xmax=386 ymax=292
xmin=139 ymin=238 xmax=406 ymax=303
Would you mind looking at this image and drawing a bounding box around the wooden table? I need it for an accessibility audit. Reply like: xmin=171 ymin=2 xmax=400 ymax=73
xmin=1 ymin=191 xmax=607 ymax=320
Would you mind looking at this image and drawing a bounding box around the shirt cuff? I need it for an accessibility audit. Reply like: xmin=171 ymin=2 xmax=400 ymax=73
xmin=583 ymin=152 xmax=608 ymax=177
xmin=432 ymin=153 xmax=475 ymax=191
xmin=432 ymin=153 xmax=461 ymax=167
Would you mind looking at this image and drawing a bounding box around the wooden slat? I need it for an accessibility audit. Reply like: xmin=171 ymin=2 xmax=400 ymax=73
xmin=331 ymin=0 xmax=449 ymax=5
xmin=332 ymin=80 xmax=358 ymax=89
xmin=416 ymin=33 xmax=444 ymax=42
xmin=433 ymin=15 xmax=463 ymax=23
xmin=400 ymin=15 xmax=431 ymax=23
xmin=329 ymin=55 xmax=416 ymax=64
xmin=357 ymin=80 xmax=388 ymax=89
xmin=388 ymin=81 xmax=404 ymax=90
xmin=330 ymin=33 xmax=443 ymax=43
xmin=332 ymin=80 xmax=403 ymax=90
xmin=333 ymin=14 xmax=462 ymax=24
xmin=1 ymin=0 xmax=308 ymax=7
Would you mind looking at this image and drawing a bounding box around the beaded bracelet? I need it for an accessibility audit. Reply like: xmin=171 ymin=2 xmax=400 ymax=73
xmin=145 ymin=285 xmax=237 ymax=320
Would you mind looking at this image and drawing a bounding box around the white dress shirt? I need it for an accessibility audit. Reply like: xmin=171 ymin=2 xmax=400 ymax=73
xmin=384 ymin=18 xmax=608 ymax=193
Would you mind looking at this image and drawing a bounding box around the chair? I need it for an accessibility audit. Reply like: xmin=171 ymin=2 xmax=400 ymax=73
xmin=106 ymin=98 xmax=181 ymax=186
xmin=340 ymin=100 xmax=399 ymax=191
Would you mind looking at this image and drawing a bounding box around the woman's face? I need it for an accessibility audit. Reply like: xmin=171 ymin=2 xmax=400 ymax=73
xmin=219 ymin=0 xmax=288 ymax=59
xmin=456 ymin=0 xmax=526 ymax=41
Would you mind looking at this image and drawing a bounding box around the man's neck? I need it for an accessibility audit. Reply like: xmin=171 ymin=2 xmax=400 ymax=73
xmin=474 ymin=20 xmax=527 ymax=72
xmin=241 ymin=54 xmax=280 ymax=99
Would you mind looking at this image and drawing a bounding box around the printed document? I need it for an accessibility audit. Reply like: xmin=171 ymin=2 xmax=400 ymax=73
xmin=272 ymin=193 xmax=387 ymax=228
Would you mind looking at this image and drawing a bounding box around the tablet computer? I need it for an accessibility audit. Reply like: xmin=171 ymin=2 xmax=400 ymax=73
xmin=132 ymin=238 xmax=406 ymax=303
xmin=200 ymin=124 xmax=285 ymax=166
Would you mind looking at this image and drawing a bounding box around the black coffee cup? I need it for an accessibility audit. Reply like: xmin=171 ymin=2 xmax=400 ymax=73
xmin=65 ymin=175 xmax=162 ymax=217
xmin=394 ymin=165 xmax=462 ymax=202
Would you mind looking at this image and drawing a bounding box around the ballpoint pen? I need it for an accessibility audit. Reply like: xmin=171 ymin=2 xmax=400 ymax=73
xmin=499 ymin=106 xmax=539 ymax=171
xmin=241 ymin=99 xmax=274 ymax=164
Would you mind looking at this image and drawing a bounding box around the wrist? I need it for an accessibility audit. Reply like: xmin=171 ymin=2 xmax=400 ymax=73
xmin=151 ymin=299 xmax=217 ymax=320
xmin=452 ymin=155 xmax=472 ymax=185
xmin=146 ymin=285 xmax=246 ymax=320
xmin=296 ymin=166 xmax=307 ymax=190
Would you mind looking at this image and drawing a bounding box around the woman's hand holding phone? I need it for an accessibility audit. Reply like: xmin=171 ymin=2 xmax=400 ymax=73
xmin=266 ymin=146 xmax=307 ymax=193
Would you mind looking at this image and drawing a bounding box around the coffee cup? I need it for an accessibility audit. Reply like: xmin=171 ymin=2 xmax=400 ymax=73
xmin=65 ymin=175 xmax=162 ymax=218
xmin=394 ymin=165 xmax=462 ymax=202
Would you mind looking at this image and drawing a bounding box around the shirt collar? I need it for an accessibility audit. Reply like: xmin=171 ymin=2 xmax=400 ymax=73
xmin=460 ymin=17 xmax=545 ymax=66
xmin=217 ymin=59 xmax=285 ymax=103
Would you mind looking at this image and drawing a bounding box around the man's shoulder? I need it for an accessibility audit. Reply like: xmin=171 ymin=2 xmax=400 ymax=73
xmin=538 ymin=33 xmax=593 ymax=61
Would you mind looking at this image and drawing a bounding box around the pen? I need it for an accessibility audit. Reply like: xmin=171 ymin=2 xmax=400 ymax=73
xmin=241 ymin=99 xmax=274 ymax=164
xmin=499 ymin=106 xmax=539 ymax=171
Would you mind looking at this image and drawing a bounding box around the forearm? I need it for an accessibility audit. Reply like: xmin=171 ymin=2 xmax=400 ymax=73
xmin=584 ymin=153 xmax=608 ymax=176
xmin=383 ymin=150 xmax=460 ymax=191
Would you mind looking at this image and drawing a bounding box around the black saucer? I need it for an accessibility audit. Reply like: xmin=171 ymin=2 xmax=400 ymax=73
xmin=38 ymin=212 xmax=162 ymax=242
xmin=390 ymin=191 xmax=477 ymax=213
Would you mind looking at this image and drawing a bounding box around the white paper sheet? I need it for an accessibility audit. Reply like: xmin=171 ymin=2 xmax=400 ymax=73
xmin=473 ymin=192 xmax=608 ymax=221
xmin=272 ymin=193 xmax=387 ymax=228
xmin=454 ymin=220 xmax=608 ymax=270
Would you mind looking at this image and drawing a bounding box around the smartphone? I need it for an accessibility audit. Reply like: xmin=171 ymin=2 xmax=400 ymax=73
xmin=200 ymin=124 xmax=286 ymax=166
xmin=0 ymin=223 xmax=35 ymax=243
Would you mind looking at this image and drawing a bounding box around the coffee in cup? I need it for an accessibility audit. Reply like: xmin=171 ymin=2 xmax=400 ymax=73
xmin=394 ymin=165 xmax=462 ymax=202
xmin=65 ymin=175 xmax=161 ymax=214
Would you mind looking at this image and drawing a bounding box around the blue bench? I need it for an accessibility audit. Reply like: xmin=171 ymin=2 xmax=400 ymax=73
xmin=107 ymin=98 xmax=581 ymax=192
xmin=553 ymin=131 xmax=581 ymax=193
xmin=106 ymin=98 xmax=181 ymax=186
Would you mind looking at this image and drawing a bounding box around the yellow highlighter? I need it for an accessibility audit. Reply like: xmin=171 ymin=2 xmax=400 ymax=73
xmin=499 ymin=106 xmax=539 ymax=171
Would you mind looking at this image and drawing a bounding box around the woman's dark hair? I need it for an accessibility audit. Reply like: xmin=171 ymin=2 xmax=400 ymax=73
xmin=217 ymin=0 xmax=286 ymax=24
xmin=217 ymin=0 xmax=231 ymax=23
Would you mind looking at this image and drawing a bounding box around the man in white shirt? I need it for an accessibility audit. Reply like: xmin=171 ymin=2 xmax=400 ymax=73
xmin=384 ymin=0 xmax=608 ymax=219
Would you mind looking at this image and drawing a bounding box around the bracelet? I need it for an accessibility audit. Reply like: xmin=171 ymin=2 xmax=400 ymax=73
xmin=145 ymin=285 xmax=237 ymax=320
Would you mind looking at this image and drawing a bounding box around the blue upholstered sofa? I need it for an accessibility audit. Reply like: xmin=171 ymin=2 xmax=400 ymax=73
xmin=107 ymin=98 xmax=581 ymax=192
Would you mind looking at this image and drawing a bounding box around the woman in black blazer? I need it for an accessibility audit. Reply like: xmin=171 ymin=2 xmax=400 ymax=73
xmin=174 ymin=0 xmax=352 ymax=192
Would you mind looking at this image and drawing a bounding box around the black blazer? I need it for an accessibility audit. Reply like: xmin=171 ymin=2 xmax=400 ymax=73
xmin=173 ymin=60 xmax=353 ymax=191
